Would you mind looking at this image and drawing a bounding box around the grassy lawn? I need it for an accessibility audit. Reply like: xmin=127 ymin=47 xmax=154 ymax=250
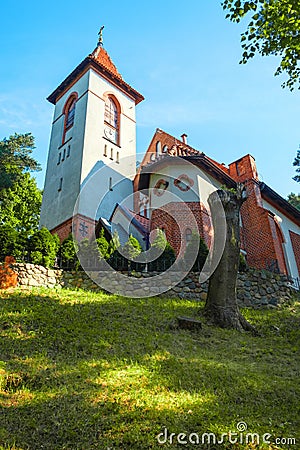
xmin=0 ymin=287 xmax=299 ymax=450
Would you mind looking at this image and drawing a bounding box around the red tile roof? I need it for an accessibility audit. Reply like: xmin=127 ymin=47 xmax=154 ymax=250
xmin=131 ymin=211 xmax=150 ymax=233
xmin=91 ymin=46 xmax=123 ymax=80
xmin=47 ymin=47 xmax=144 ymax=105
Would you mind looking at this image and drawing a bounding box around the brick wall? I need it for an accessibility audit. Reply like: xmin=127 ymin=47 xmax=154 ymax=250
xmin=290 ymin=231 xmax=300 ymax=276
xmin=51 ymin=214 xmax=97 ymax=243
xmin=239 ymin=180 xmax=278 ymax=269
xmin=52 ymin=217 xmax=73 ymax=242
xmin=151 ymin=202 xmax=211 ymax=255
xmin=269 ymin=216 xmax=288 ymax=274
xmin=229 ymin=155 xmax=286 ymax=273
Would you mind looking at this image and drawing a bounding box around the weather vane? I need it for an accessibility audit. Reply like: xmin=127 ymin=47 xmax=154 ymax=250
xmin=98 ymin=26 xmax=104 ymax=47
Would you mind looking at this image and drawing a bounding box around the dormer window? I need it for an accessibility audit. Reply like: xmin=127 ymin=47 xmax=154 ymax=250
xmin=104 ymin=95 xmax=120 ymax=145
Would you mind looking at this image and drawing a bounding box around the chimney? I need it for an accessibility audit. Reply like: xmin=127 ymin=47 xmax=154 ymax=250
xmin=181 ymin=133 xmax=188 ymax=145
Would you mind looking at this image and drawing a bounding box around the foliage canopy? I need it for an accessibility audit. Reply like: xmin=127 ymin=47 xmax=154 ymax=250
xmin=0 ymin=172 xmax=42 ymax=234
xmin=287 ymin=192 xmax=300 ymax=210
xmin=0 ymin=133 xmax=41 ymax=190
xmin=292 ymin=149 xmax=300 ymax=182
xmin=222 ymin=0 xmax=300 ymax=90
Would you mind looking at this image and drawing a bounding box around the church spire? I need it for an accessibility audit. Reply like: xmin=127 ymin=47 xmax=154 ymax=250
xmin=91 ymin=27 xmax=123 ymax=79
xmin=97 ymin=25 xmax=104 ymax=47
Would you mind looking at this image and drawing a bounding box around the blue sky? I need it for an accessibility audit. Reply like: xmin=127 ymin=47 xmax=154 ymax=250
xmin=0 ymin=0 xmax=299 ymax=198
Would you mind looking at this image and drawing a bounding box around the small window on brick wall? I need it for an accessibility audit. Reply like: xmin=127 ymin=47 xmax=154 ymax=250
xmin=186 ymin=228 xmax=192 ymax=243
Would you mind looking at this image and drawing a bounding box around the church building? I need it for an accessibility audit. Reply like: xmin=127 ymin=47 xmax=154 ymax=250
xmin=40 ymin=32 xmax=300 ymax=285
xmin=40 ymin=30 xmax=143 ymax=241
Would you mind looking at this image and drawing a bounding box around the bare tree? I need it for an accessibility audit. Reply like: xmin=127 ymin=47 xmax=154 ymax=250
xmin=203 ymin=184 xmax=255 ymax=332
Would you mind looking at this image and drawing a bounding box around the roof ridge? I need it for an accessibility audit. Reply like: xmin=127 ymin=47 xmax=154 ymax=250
xmin=90 ymin=46 xmax=123 ymax=79
xmin=155 ymin=128 xmax=202 ymax=155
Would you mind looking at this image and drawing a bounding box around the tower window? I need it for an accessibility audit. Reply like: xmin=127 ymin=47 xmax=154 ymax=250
xmin=104 ymin=144 xmax=107 ymax=157
xmin=67 ymin=145 xmax=71 ymax=157
xmin=116 ymin=151 xmax=119 ymax=163
xmin=62 ymin=92 xmax=78 ymax=144
xmin=109 ymin=177 xmax=113 ymax=191
xmin=110 ymin=148 xmax=113 ymax=160
xmin=104 ymin=96 xmax=120 ymax=145
xmin=57 ymin=152 xmax=61 ymax=165
xmin=58 ymin=178 xmax=63 ymax=192
xmin=62 ymin=148 xmax=66 ymax=161
xmin=66 ymin=99 xmax=76 ymax=129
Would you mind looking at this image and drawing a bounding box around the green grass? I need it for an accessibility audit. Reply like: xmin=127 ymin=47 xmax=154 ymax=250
xmin=0 ymin=287 xmax=299 ymax=449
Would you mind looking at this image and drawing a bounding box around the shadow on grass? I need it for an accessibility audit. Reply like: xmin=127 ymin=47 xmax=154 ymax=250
xmin=0 ymin=289 xmax=299 ymax=449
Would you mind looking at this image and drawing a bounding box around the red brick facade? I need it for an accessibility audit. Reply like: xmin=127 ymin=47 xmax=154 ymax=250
xmin=290 ymin=231 xmax=300 ymax=275
xmin=138 ymin=133 xmax=299 ymax=276
xmin=228 ymin=155 xmax=287 ymax=274
xmin=51 ymin=214 xmax=97 ymax=243
xmin=151 ymin=202 xmax=212 ymax=256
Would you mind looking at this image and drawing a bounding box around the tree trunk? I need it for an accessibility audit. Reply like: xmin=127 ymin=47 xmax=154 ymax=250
xmin=203 ymin=185 xmax=255 ymax=332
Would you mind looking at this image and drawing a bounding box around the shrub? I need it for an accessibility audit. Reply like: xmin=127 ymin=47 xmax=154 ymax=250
xmin=28 ymin=228 xmax=60 ymax=268
xmin=184 ymin=230 xmax=209 ymax=271
xmin=96 ymin=229 xmax=111 ymax=259
xmin=60 ymin=234 xmax=79 ymax=269
xmin=0 ymin=224 xmax=24 ymax=261
xmin=239 ymin=252 xmax=248 ymax=272
xmin=122 ymin=235 xmax=142 ymax=260
xmin=109 ymin=234 xmax=141 ymax=271
xmin=149 ymin=230 xmax=175 ymax=271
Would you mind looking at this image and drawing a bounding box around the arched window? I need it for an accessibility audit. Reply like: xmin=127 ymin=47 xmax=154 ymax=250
xmin=104 ymin=96 xmax=120 ymax=144
xmin=62 ymin=93 xmax=77 ymax=144
xmin=66 ymin=98 xmax=76 ymax=128
xmin=185 ymin=228 xmax=192 ymax=243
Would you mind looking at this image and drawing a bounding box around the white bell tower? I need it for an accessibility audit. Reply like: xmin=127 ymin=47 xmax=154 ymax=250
xmin=40 ymin=29 xmax=144 ymax=241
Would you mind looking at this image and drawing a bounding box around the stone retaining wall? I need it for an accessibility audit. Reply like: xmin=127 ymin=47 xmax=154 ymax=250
xmin=12 ymin=264 xmax=62 ymax=289
xmin=11 ymin=263 xmax=296 ymax=308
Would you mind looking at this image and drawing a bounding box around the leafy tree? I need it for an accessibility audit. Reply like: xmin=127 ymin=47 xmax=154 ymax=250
xmin=110 ymin=230 xmax=120 ymax=254
xmin=222 ymin=0 xmax=300 ymax=90
xmin=0 ymin=224 xmax=24 ymax=261
xmin=0 ymin=172 xmax=42 ymax=234
xmin=60 ymin=234 xmax=79 ymax=269
xmin=28 ymin=228 xmax=60 ymax=268
xmin=287 ymin=192 xmax=300 ymax=210
xmin=184 ymin=231 xmax=209 ymax=272
xmin=122 ymin=235 xmax=142 ymax=260
xmin=96 ymin=228 xmax=111 ymax=259
xmin=149 ymin=230 xmax=176 ymax=271
xmin=0 ymin=133 xmax=41 ymax=190
xmin=292 ymin=149 xmax=300 ymax=182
